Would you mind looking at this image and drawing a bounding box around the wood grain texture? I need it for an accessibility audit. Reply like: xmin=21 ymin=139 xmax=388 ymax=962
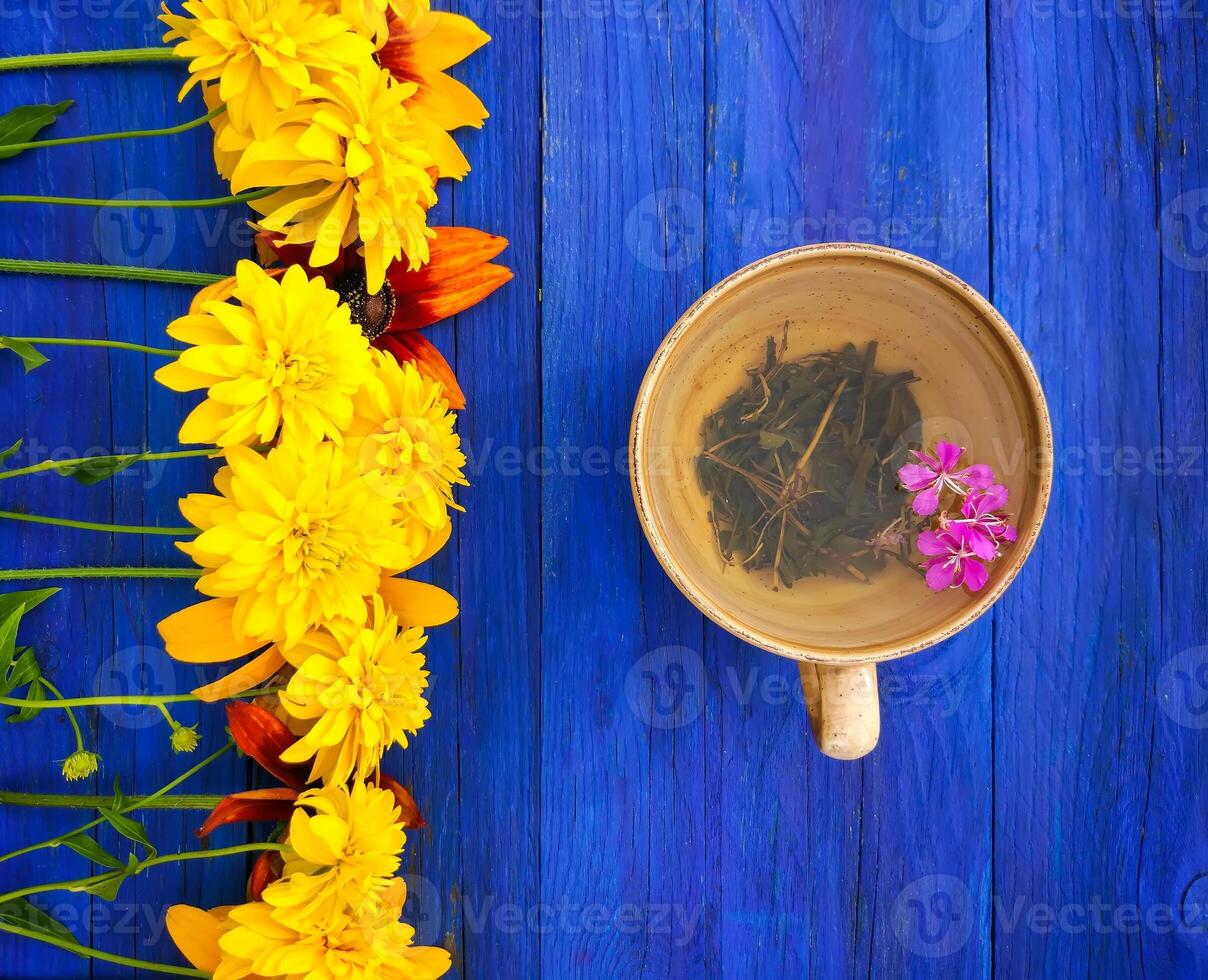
xmin=0 ymin=1 xmax=1205 ymax=978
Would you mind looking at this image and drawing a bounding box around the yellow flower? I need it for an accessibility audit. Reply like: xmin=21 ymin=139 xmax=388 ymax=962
xmin=175 ymin=442 xmax=415 ymax=648
xmin=159 ymin=0 xmax=376 ymax=138
xmin=264 ymin=781 xmax=405 ymax=930
xmin=167 ymin=880 xmax=451 ymax=979
xmin=347 ymin=351 xmax=467 ymax=531
xmin=230 ymin=65 xmax=437 ymax=294
xmin=329 ymin=0 xmax=429 ymax=46
xmin=156 ymin=261 xmax=373 ymax=448
xmin=278 ymin=595 xmax=432 ymax=784
xmin=378 ymin=0 xmax=489 ymax=180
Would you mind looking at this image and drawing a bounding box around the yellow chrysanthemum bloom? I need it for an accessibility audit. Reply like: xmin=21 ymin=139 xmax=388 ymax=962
xmin=167 ymin=880 xmax=451 ymax=980
xmin=378 ymin=0 xmax=489 ymax=180
xmin=177 ymin=442 xmax=415 ymax=648
xmin=159 ymin=0 xmax=376 ymax=138
xmin=156 ymin=261 xmax=373 ymax=448
xmin=265 ymin=781 xmax=405 ymax=930
xmin=278 ymin=595 xmax=431 ymax=784
xmin=230 ymin=65 xmax=437 ymax=294
xmin=347 ymin=351 xmax=467 ymax=533
xmin=328 ymin=0 xmax=429 ymax=47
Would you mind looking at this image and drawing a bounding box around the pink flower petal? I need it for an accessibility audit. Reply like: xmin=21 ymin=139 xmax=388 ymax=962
xmin=983 ymin=484 xmax=1010 ymax=510
xmin=898 ymin=463 xmax=939 ymax=492
xmin=1000 ymin=524 xmax=1018 ymax=543
xmin=961 ymin=463 xmax=996 ymax=489
xmin=916 ymin=529 xmax=948 ymax=556
xmin=934 ymin=441 xmax=965 ymax=471
xmin=911 ymin=486 xmax=940 ymax=516
xmin=960 ymin=558 xmax=990 ymax=592
xmin=964 ymin=527 xmax=999 ymax=561
xmin=925 ymin=558 xmax=956 ymax=591
xmin=911 ymin=448 xmax=941 ymax=470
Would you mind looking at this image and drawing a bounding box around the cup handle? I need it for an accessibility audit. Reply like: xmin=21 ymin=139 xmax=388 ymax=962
xmin=798 ymin=661 xmax=880 ymax=760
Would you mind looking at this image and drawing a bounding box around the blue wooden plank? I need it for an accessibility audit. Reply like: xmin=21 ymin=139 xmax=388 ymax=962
xmin=444 ymin=0 xmax=542 ymax=975
xmin=989 ymin=6 xmax=1164 ymax=979
xmin=540 ymin=4 xmax=710 ymax=976
xmin=1147 ymin=10 xmax=1208 ymax=979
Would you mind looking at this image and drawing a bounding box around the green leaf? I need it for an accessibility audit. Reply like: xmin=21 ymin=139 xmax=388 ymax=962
xmin=7 ymin=672 xmax=44 ymax=722
xmin=111 ymin=775 xmax=127 ymax=813
xmin=51 ymin=453 xmax=146 ymax=485
xmin=0 ymin=100 xmax=74 ymax=159
xmin=0 ymin=439 xmax=21 ymax=466
xmin=60 ymin=832 xmax=124 ymax=870
xmin=0 ymin=588 xmax=58 ymax=623
xmin=72 ymin=867 xmax=131 ymax=902
xmin=1 ymin=647 xmax=44 ymax=700
xmin=0 ymin=607 xmax=23 ymax=681
xmin=0 ymin=897 xmax=76 ymax=945
xmin=0 ymin=337 xmax=48 ymax=373
xmin=99 ymin=807 xmax=156 ymax=858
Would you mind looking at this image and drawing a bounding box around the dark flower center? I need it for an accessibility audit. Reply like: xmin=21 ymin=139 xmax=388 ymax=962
xmin=335 ymin=268 xmax=396 ymax=342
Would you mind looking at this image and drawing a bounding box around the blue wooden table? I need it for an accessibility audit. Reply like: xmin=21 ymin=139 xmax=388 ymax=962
xmin=1 ymin=2 xmax=1206 ymax=978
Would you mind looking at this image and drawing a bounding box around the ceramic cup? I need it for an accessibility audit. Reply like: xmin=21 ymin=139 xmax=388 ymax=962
xmin=630 ymin=244 xmax=1053 ymax=760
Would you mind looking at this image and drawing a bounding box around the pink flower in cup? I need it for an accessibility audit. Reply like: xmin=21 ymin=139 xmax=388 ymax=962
xmin=916 ymin=525 xmax=996 ymax=592
xmin=898 ymin=441 xmax=995 ymax=516
xmin=950 ymin=484 xmax=1018 ymax=552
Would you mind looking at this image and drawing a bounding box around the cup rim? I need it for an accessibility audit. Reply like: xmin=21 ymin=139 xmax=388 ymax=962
xmin=629 ymin=242 xmax=1054 ymax=665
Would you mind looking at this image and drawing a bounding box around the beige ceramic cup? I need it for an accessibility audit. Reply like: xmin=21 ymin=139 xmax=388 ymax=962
xmin=630 ymin=244 xmax=1053 ymax=760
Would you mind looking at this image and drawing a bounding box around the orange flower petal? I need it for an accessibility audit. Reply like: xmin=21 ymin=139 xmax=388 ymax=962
xmin=159 ymin=598 xmax=266 ymax=664
xmin=191 ymin=646 xmax=286 ymax=703
xmin=197 ymin=788 xmax=298 ymax=839
xmin=226 ymin=701 xmax=309 ymax=790
xmin=378 ymin=576 xmax=459 ymax=627
xmin=166 ymin=905 xmax=225 ymax=972
xmin=388 ymin=227 xmax=509 ymax=292
xmin=389 ymin=263 xmax=513 ymax=334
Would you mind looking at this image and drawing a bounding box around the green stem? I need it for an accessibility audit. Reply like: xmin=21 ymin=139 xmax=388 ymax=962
xmin=0 ymin=259 xmax=224 ymax=286
xmin=0 ymin=448 xmax=212 ymax=480
xmin=0 ymin=842 xmax=283 ymax=906
xmin=0 ymin=511 xmax=194 ymax=536
xmin=1 ymin=104 xmax=225 ymax=155
xmin=0 ymin=739 xmax=233 ymax=863
xmin=0 ymin=567 xmax=201 ymax=581
xmin=6 ymin=336 xmax=181 ymax=357
xmin=0 ymin=792 xmax=222 ymax=809
xmin=0 ymin=686 xmax=277 ymax=709
xmin=39 ymin=679 xmax=86 ymax=755
xmin=0 ymin=48 xmax=180 ymax=72
xmin=0 ymin=922 xmax=206 ymax=978
xmin=0 ymin=186 xmax=280 ymax=209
